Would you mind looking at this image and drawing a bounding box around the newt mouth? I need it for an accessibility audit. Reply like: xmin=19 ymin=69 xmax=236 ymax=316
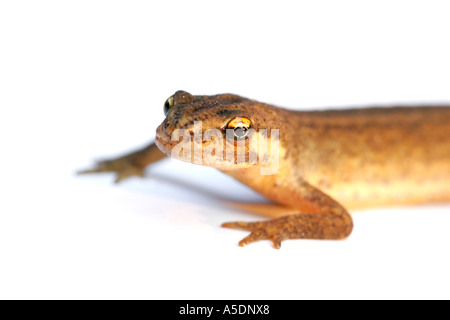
xmin=154 ymin=136 xmax=171 ymax=155
xmin=155 ymin=124 xmax=176 ymax=155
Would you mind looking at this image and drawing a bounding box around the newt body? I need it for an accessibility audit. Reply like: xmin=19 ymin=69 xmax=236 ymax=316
xmin=79 ymin=91 xmax=450 ymax=248
xmin=284 ymin=106 xmax=450 ymax=208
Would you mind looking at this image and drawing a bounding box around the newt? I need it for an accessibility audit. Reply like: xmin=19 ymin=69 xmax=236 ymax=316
xmin=78 ymin=91 xmax=450 ymax=248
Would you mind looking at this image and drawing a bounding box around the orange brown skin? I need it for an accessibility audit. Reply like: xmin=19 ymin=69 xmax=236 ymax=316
xmin=79 ymin=91 xmax=450 ymax=248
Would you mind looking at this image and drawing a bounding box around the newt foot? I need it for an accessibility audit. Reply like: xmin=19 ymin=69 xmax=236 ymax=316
xmin=222 ymin=219 xmax=290 ymax=249
xmin=222 ymin=213 xmax=351 ymax=248
xmin=77 ymin=157 xmax=145 ymax=183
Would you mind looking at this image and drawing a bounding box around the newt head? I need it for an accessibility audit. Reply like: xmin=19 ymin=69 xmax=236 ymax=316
xmin=155 ymin=90 xmax=285 ymax=173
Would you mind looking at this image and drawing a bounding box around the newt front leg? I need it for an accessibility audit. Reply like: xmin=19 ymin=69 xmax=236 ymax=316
xmin=222 ymin=177 xmax=353 ymax=249
xmin=78 ymin=142 xmax=166 ymax=183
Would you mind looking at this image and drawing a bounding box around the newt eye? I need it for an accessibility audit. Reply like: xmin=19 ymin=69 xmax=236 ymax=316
xmin=226 ymin=117 xmax=252 ymax=141
xmin=164 ymin=95 xmax=174 ymax=115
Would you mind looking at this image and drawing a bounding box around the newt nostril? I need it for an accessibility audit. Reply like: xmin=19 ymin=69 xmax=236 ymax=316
xmin=162 ymin=121 xmax=174 ymax=137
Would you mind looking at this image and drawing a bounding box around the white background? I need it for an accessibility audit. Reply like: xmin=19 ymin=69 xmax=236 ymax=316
xmin=1 ymin=0 xmax=449 ymax=299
